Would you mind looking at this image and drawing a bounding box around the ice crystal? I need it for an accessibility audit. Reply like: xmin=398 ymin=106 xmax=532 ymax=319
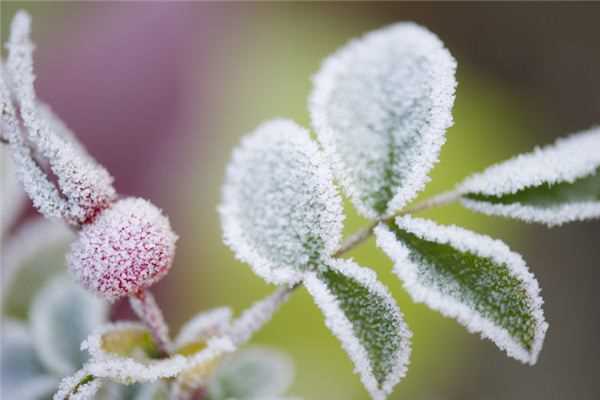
xmin=459 ymin=127 xmax=600 ymax=226
xmin=53 ymin=369 xmax=102 ymax=400
xmin=220 ymin=119 xmax=343 ymax=285
xmin=310 ymin=23 xmax=456 ymax=219
xmin=229 ymin=286 xmax=291 ymax=346
xmin=208 ymin=347 xmax=295 ymax=400
xmin=375 ymin=216 xmax=547 ymax=364
xmin=68 ymin=198 xmax=177 ymax=301
xmin=82 ymin=322 xmax=234 ymax=384
xmin=30 ymin=274 xmax=108 ymax=376
xmin=2 ymin=11 xmax=116 ymax=225
xmin=304 ymin=259 xmax=411 ymax=400
xmin=174 ymin=307 xmax=232 ymax=350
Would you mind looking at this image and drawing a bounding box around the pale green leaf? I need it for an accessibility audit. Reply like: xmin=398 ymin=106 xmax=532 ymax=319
xmin=208 ymin=347 xmax=294 ymax=400
xmin=30 ymin=274 xmax=108 ymax=375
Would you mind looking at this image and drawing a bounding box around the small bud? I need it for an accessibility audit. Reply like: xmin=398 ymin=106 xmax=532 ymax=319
xmin=68 ymin=198 xmax=177 ymax=301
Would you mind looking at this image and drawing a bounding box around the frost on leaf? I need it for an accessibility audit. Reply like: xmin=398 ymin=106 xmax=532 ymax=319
xmin=3 ymin=11 xmax=116 ymax=225
xmin=220 ymin=119 xmax=343 ymax=284
xmin=82 ymin=322 xmax=234 ymax=384
xmin=174 ymin=307 xmax=232 ymax=352
xmin=304 ymin=259 xmax=411 ymax=400
xmin=459 ymin=127 xmax=600 ymax=226
xmin=2 ymin=219 xmax=74 ymax=319
xmin=208 ymin=347 xmax=294 ymax=400
xmin=375 ymin=216 xmax=548 ymax=364
xmin=310 ymin=23 xmax=456 ymax=219
xmin=53 ymin=369 xmax=102 ymax=400
xmin=1 ymin=319 xmax=58 ymax=400
xmin=0 ymin=145 xmax=25 ymax=233
xmin=30 ymin=274 xmax=108 ymax=376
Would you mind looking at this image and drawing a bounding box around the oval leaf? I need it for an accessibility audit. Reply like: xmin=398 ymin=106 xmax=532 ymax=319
xmin=310 ymin=23 xmax=457 ymax=219
xmin=220 ymin=119 xmax=343 ymax=284
xmin=375 ymin=216 xmax=548 ymax=364
xmin=30 ymin=274 xmax=108 ymax=375
xmin=208 ymin=347 xmax=294 ymax=400
xmin=2 ymin=219 xmax=74 ymax=319
xmin=459 ymin=128 xmax=600 ymax=226
xmin=304 ymin=259 xmax=411 ymax=400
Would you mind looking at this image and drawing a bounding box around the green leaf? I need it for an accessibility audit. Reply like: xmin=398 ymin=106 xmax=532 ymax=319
xmin=304 ymin=259 xmax=411 ymax=400
xmin=375 ymin=216 xmax=548 ymax=364
xmin=208 ymin=347 xmax=294 ymax=400
xmin=459 ymin=128 xmax=600 ymax=226
xmin=30 ymin=274 xmax=108 ymax=375
xmin=2 ymin=219 xmax=73 ymax=319
xmin=0 ymin=319 xmax=58 ymax=399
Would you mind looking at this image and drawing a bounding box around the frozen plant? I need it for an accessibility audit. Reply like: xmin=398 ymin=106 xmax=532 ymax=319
xmin=2 ymin=9 xmax=600 ymax=400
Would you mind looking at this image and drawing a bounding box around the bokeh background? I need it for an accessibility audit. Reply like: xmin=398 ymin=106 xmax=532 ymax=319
xmin=2 ymin=2 xmax=599 ymax=399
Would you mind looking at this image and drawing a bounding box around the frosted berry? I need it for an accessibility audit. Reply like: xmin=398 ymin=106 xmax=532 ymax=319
xmin=68 ymin=198 xmax=177 ymax=301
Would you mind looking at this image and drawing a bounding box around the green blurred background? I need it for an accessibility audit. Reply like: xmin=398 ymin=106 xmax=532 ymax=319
xmin=2 ymin=2 xmax=599 ymax=399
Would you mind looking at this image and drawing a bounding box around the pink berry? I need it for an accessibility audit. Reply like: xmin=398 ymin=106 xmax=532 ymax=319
xmin=68 ymin=197 xmax=177 ymax=301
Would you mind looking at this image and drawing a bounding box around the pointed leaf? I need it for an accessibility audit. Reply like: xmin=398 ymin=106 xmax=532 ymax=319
xmin=82 ymin=322 xmax=234 ymax=384
xmin=375 ymin=216 xmax=548 ymax=364
xmin=310 ymin=23 xmax=456 ymax=219
xmin=459 ymin=128 xmax=600 ymax=226
xmin=304 ymin=259 xmax=411 ymax=400
xmin=220 ymin=119 xmax=343 ymax=284
xmin=1 ymin=319 xmax=58 ymax=399
xmin=208 ymin=347 xmax=294 ymax=400
xmin=2 ymin=219 xmax=74 ymax=319
xmin=30 ymin=274 xmax=108 ymax=375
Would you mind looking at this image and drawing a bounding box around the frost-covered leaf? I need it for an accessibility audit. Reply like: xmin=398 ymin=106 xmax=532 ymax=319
xmin=30 ymin=273 xmax=108 ymax=375
xmin=304 ymin=259 xmax=411 ymax=400
xmin=208 ymin=347 xmax=294 ymax=400
xmin=4 ymin=11 xmax=116 ymax=225
xmin=0 ymin=145 xmax=26 ymax=233
xmin=220 ymin=119 xmax=343 ymax=284
xmin=459 ymin=128 xmax=600 ymax=226
xmin=2 ymin=219 xmax=74 ymax=319
xmin=310 ymin=23 xmax=456 ymax=219
xmin=375 ymin=216 xmax=548 ymax=364
xmin=53 ymin=369 xmax=102 ymax=400
xmin=1 ymin=319 xmax=58 ymax=399
xmin=82 ymin=322 xmax=234 ymax=384
xmin=175 ymin=307 xmax=232 ymax=353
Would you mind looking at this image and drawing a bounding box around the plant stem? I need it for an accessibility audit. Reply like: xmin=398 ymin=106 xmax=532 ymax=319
xmin=130 ymin=289 xmax=172 ymax=356
xmin=235 ymin=189 xmax=461 ymax=344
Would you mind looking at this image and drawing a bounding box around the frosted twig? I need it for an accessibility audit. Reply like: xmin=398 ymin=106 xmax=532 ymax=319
xmin=130 ymin=289 xmax=172 ymax=356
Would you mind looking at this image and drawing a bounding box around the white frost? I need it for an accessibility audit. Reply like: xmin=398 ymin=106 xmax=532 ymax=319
xmin=220 ymin=119 xmax=343 ymax=284
xmin=304 ymin=259 xmax=411 ymax=400
xmin=175 ymin=307 xmax=232 ymax=350
xmin=4 ymin=11 xmax=116 ymax=225
xmin=374 ymin=216 xmax=548 ymax=365
xmin=459 ymin=127 xmax=600 ymax=226
xmin=53 ymin=369 xmax=102 ymax=400
xmin=82 ymin=322 xmax=234 ymax=383
xmin=310 ymin=22 xmax=456 ymax=219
